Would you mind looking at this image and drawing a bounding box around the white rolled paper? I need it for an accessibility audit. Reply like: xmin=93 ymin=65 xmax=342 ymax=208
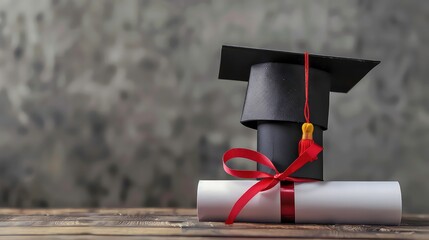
xmin=197 ymin=180 xmax=402 ymax=225
xmin=197 ymin=180 xmax=281 ymax=223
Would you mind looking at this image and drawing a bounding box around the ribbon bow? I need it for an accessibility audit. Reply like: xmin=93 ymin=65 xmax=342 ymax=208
xmin=222 ymin=143 xmax=323 ymax=224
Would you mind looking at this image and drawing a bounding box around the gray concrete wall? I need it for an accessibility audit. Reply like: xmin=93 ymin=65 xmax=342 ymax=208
xmin=0 ymin=0 xmax=427 ymax=213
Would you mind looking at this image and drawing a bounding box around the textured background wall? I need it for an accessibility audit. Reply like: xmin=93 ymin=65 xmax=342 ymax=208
xmin=0 ymin=0 xmax=427 ymax=213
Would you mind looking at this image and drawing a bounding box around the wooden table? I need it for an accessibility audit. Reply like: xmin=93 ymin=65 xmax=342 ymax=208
xmin=0 ymin=208 xmax=427 ymax=239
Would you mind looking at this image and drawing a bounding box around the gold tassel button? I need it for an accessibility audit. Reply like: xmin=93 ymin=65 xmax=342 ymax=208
xmin=301 ymin=122 xmax=314 ymax=140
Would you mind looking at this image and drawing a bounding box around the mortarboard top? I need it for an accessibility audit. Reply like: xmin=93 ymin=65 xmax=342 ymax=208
xmin=219 ymin=45 xmax=380 ymax=93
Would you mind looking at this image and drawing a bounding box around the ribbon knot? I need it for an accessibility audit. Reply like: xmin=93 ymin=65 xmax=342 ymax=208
xmin=274 ymin=173 xmax=282 ymax=179
xmin=222 ymin=143 xmax=323 ymax=224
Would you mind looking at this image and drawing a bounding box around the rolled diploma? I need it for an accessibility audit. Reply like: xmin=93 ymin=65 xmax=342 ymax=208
xmin=197 ymin=180 xmax=402 ymax=225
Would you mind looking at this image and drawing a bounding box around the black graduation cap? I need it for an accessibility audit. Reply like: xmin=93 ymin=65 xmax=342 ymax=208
xmin=218 ymin=45 xmax=380 ymax=179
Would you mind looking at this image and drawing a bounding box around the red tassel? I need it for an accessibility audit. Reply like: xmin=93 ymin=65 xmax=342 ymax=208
xmin=299 ymin=52 xmax=315 ymax=156
xmin=298 ymin=123 xmax=314 ymax=155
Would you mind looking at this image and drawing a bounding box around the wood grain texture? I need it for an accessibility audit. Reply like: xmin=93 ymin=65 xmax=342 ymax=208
xmin=0 ymin=208 xmax=427 ymax=239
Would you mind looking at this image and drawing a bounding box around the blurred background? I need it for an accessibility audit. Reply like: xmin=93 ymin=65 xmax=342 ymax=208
xmin=0 ymin=0 xmax=427 ymax=213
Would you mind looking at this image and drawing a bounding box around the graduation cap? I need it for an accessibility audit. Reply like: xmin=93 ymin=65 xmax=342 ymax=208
xmin=218 ymin=45 xmax=380 ymax=179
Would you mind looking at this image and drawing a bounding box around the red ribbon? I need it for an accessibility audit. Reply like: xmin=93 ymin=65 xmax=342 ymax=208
xmin=281 ymin=182 xmax=295 ymax=222
xmin=222 ymin=143 xmax=323 ymax=224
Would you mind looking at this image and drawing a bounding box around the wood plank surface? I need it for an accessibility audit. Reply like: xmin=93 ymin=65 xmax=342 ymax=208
xmin=0 ymin=208 xmax=426 ymax=239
